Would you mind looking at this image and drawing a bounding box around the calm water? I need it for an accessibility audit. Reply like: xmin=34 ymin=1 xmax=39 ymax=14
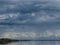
xmin=1 ymin=41 xmax=60 ymax=45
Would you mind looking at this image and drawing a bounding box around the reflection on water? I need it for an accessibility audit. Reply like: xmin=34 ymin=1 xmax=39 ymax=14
xmin=1 ymin=41 xmax=60 ymax=45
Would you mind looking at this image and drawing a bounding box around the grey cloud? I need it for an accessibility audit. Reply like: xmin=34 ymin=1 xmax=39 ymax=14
xmin=0 ymin=1 xmax=60 ymax=24
xmin=1 ymin=30 xmax=60 ymax=39
xmin=0 ymin=0 xmax=60 ymax=39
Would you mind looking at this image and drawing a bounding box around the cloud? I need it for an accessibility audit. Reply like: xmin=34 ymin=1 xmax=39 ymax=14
xmin=0 ymin=30 xmax=60 ymax=39
xmin=39 ymin=30 xmax=60 ymax=38
xmin=0 ymin=12 xmax=60 ymax=25
xmin=0 ymin=32 xmax=37 ymax=39
xmin=0 ymin=0 xmax=60 ymax=39
xmin=0 ymin=1 xmax=60 ymax=25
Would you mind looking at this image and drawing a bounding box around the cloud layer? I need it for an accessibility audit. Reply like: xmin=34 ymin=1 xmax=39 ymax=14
xmin=0 ymin=0 xmax=60 ymax=39
xmin=1 ymin=30 xmax=60 ymax=40
xmin=0 ymin=1 xmax=60 ymax=25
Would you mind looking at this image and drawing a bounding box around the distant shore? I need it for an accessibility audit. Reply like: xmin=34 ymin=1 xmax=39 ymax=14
xmin=0 ymin=38 xmax=20 ymax=44
xmin=0 ymin=38 xmax=60 ymax=44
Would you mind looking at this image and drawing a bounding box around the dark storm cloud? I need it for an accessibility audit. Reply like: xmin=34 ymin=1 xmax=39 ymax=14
xmin=0 ymin=1 xmax=60 ymax=25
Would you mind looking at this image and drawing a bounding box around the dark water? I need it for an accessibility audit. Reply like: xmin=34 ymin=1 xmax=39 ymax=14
xmin=1 ymin=41 xmax=60 ymax=45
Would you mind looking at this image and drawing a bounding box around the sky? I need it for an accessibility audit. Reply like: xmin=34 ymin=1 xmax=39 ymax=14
xmin=0 ymin=0 xmax=60 ymax=40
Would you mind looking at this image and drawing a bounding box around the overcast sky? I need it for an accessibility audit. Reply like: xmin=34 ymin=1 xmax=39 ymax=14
xmin=0 ymin=0 xmax=60 ymax=40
